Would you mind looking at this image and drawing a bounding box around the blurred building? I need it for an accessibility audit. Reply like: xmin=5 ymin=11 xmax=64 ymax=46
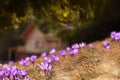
xmin=8 ymin=24 xmax=66 ymax=61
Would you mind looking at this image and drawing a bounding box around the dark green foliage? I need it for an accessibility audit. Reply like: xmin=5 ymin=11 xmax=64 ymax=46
xmin=0 ymin=0 xmax=120 ymax=60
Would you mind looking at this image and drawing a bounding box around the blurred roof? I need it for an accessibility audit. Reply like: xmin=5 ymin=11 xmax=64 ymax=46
xmin=19 ymin=23 xmax=36 ymax=40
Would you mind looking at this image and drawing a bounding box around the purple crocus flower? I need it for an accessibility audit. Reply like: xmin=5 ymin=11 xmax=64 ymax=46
xmin=105 ymin=45 xmax=110 ymax=49
xmin=59 ymin=50 xmax=66 ymax=57
xmin=8 ymin=61 xmax=14 ymax=65
xmin=41 ymin=52 xmax=47 ymax=58
xmin=71 ymin=43 xmax=79 ymax=49
xmin=11 ymin=69 xmax=18 ymax=76
xmin=66 ymin=47 xmax=71 ymax=51
xmin=38 ymin=62 xmax=52 ymax=75
xmin=0 ymin=68 xmax=4 ymax=77
xmin=19 ymin=59 xmax=30 ymax=66
xmin=5 ymin=71 xmax=10 ymax=78
xmin=25 ymin=57 xmax=30 ymax=61
xmin=5 ymin=67 xmax=11 ymax=78
xmin=111 ymin=31 xmax=116 ymax=39
xmin=29 ymin=55 xmax=37 ymax=63
xmin=88 ymin=44 xmax=94 ymax=48
xmin=38 ymin=62 xmax=48 ymax=71
xmin=20 ymin=70 xmax=28 ymax=77
xmin=47 ymin=64 xmax=52 ymax=75
xmin=6 ymin=66 xmax=11 ymax=72
xmin=10 ymin=66 xmax=18 ymax=77
xmin=24 ymin=75 xmax=29 ymax=80
xmin=68 ymin=48 xmax=78 ymax=56
xmin=14 ymin=76 xmax=21 ymax=80
xmin=44 ymin=57 xmax=52 ymax=63
xmin=111 ymin=31 xmax=120 ymax=41
xmin=102 ymin=41 xmax=110 ymax=49
xmin=24 ymin=60 xmax=30 ymax=66
xmin=79 ymin=42 xmax=86 ymax=48
xmin=19 ymin=59 xmax=24 ymax=65
xmin=51 ymin=55 xmax=60 ymax=61
xmin=114 ymin=32 xmax=120 ymax=41
xmin=68 ymin=49 xmax=73 ymax=55
xmin=72 ymin=48 xmax=79 ymax=55
xmin=49 ymin=48 xmax=56 ymax=54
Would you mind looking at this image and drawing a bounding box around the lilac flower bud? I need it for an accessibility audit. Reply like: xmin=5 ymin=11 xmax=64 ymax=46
xmin=19 ymin=59 xmax=30 ymax=66
xmin=102 ymin=41 xmax=110 ymax=49
xmin=68 ymin=48 xmax=78 ymax=56
xmin=21 ymin=70 xmax=28 ymax=77
xmin=24 ymin=60 xmax=30 ymax=66
xmin=5 ymin=67 xmax=11 ymax=78
xmin=51 ymin=55 xmax=59 ymax=61
xmin=5 ymin=71 xmax=10 ymax=78
xmin=38 ymin=62 xmax=48 ymax=71
xmin=105 ymin=45 xmax=111 ymax=49
xmin=68 ymin=49 xmax=74 ymax=55
xmin=8 ymin=61 xmax=14 ymax=65
xmin=111 ymin=31 xmax=116 ymax=39
xmin=79 ymin=42 xmax=86 ymax=48
xmin=44 ymin=57 xmax=52 ymax=63
xmin=14 ymin=76 xmax=21 ymax=80
xmin=66 ymin=47 xmax=71 ymax=51
xmin=115 ymin=32 xmax=120 ymax=41
xmin=72 ymin=48 xmax=79 ymax=55
xmin=38 ymin=62 xmax=53 ymax=75
xmin=29 ymin=55 xmax=37 ymax=63
xmin=59 ymin=50 xmax=66 ymax=57
xmin=0 ymin=68 xmax=4 ymax=77
xmin=71 ymin=43 xmax=79 ymax=49
xmin=49 ymin=49 xmax=56 ymax=54
xmin=19 ymin=59 xmax=24 ymax=65
xmin=11 ymin=69 xmax=18 ymax=76
xmin=25 ymin=57 xmax=30 ymax=61
xmin=6 ymin=66 xmax=11 ymax=72
xmin=41 ymin=52 xmax=47 ymax=57
xmin=88 ymin=44 xmax=94 ymax=48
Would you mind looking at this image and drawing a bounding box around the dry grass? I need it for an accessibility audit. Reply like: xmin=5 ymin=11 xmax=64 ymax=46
xmin=15 ymin=38 xmax=120 ymax=80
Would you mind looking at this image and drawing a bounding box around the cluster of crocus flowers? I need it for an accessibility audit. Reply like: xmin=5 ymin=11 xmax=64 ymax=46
xmin=38 ymin=49 xmax=60 ymax=76
xmin=38 ymin=62 xmax=52 ymax=76
xmin=0 ymin=65 xmax=29 ymax=80
xmin=19 ymin=55 xmax=37 ymax=67
xmin=66 ymin=42 xmax=86 ymax=56
xmin=37 ymin=31 xmax=120 ymax=77
xmin=67 ymin=48 xmax=79 ymax=56
xmin=111 ymin=31 xmax=120 ymax=41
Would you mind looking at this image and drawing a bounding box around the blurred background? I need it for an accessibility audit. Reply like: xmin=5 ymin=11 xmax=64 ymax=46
xmin=0 ymin=0 xmax=120 ymax=61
